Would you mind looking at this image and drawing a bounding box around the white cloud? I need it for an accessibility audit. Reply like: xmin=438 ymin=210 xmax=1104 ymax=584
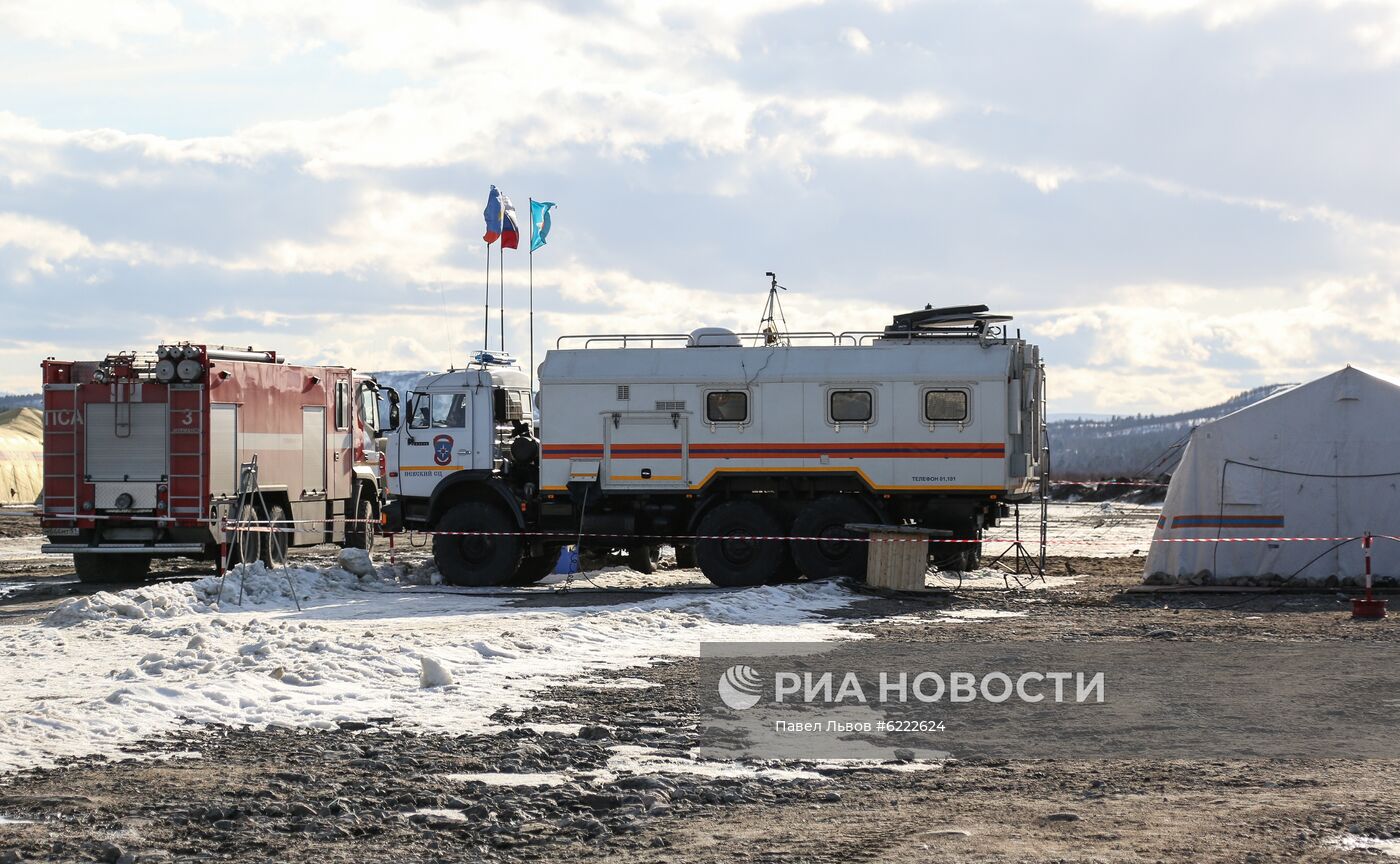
xmin=0 ymin=0 xmax=186 ymax=48
xmin=3 ymin=0 xmax=1400 ymax=415
xmin=841 ymin=27 xmax=872 ymax=53
xmin=1090 ymin=0 xmax=1400 ymax=62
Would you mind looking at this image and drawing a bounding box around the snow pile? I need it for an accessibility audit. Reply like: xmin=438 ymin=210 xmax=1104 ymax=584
xmin=46 ymin=561 xmax=395 ymax=625
xmin=337 ymin=548 xmax=375 ymax=576
xmin=46 ymin=582 xmax=210 ymax=624
xmin=419 ymin=656 xmax=454 ymax=688
xmin=0 ymin=556 xmax=858 ymax=773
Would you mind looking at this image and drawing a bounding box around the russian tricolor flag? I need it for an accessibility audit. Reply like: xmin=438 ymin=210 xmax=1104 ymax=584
xmin=482 ymin=185 xmax=520 ymax=249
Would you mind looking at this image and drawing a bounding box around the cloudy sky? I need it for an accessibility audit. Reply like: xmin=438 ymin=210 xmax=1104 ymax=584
xmin=2 ymin=0 xmax=1398 ymax=413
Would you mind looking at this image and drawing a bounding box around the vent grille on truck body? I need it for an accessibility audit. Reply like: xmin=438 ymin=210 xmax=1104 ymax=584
xmin=85 ymin=403 xmax=167 ymax=481
xmin=655 ymin=400 xmax=686 ymax=411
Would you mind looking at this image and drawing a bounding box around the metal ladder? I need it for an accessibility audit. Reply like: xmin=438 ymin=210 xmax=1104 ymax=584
xmin=217 ymin=454 xmax=301 ymax=611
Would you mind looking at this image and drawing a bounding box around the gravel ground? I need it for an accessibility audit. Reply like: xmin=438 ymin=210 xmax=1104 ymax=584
xmin=1 ymin=527 xmax=1397 ymax=862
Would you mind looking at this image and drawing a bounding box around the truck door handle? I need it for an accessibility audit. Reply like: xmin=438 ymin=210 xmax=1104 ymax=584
xmin=457 ymin=449 xmax=469 ymax=455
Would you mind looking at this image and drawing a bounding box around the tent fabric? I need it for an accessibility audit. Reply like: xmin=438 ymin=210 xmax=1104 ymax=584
xmin=1144 ymin=367 xmax=1400 ymax=586
xmin=0 ymin=407 xmax=42 ymax=505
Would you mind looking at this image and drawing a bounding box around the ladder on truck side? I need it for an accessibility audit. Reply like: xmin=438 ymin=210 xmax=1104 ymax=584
xmin=42 ymin=385 xmax=81 ymax=523
xmin=167 ymin=385 xmax=206 ymax=522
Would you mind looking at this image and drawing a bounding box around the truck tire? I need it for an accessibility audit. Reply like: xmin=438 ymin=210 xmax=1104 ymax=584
xmin=224 ymin=511 xmax=263 ymax=570
xmin=791 ymin=495 xmax=878 ymax=581
xmin=510 ymin=546 xmax=563 ymax=585
xmin=770 ymin=548 xmax=803 ymax=584
xmin=433 ymin=501 xmax=521 ymax=587
xmin=628 ymin=545 xmax=660 ymax=575
xmin=695 ymin=500 xmax=786 ymax=588
xmin=73 ymin=554 xmax=151 ymax=584
xmin=344 ymin=490 xmax=376 ymax=553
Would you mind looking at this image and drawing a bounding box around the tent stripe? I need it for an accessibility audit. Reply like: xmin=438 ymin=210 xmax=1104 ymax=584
xmin=1169 ymin=514 xmax=1285 ymax=529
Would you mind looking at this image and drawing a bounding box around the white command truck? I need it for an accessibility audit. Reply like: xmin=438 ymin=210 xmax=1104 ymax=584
xmin=381 ymin=306 xmax=1045 ymax=587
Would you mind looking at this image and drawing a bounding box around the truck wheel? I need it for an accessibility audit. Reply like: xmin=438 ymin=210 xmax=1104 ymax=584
xmin=791 ymin=495 xmax=877 ymax=581
xmin=265 ymin=503 xmax=291 ymax=566
xmin=433 ymin=501 xmax=521 ymax=587
xmin=695 ymin=500 xmax=785 ymax=587
xmin=224 ymin=517 xmax=263 ymax=570
xmin=770 ymin=548 xmax=803 ymax=584
xmin=344 ymin=490 xmax=376 ymax=553
xmin=510 ymin=547 xmax=563 ymax=585
xmin=674 ymin=544 xmax=697 ymax=569
xmin=73 ymin=554 xmax=151 ymax=584
xmin=628 ymin=545 xmax=660 ymax=575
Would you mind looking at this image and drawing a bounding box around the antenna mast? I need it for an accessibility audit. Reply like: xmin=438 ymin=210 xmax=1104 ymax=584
xmin=757 ymin=271 xmax=790 ymax=346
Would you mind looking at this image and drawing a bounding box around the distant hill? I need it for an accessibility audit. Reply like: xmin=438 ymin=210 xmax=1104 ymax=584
xmin=0 ymin=393 xmax=41 ymax=410
xmin=1049 ymin=384 xmax=1295 ymax=481
xmin=367 ymin=371 xmax=433 ymax=394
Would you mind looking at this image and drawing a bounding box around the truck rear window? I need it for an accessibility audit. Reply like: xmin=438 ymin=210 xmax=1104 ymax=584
xmin=706 ymin=391 xmax=748 ymax=423
xmin=924 ymin=390 xmax=968 ymax=422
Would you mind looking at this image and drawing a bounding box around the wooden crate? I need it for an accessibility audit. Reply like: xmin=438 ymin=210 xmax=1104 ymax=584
xmin=846 ymin=523 xmax=950 ymax=592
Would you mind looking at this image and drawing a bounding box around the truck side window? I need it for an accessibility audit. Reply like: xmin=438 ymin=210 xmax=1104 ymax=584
xmin=335 ymin=380 xmax=350 ymax=429
xmin=706 ymin=391 xmax=748 ymax=422
xmin=357 ymin=385 xmax=379 ymax=435
xmin=830 ymin=390 xmax=872 ymax=423
xmin=409 ymin=394 xmax=431 ymax=429
xmin=924 ymin=390 xmax=968 ymax=422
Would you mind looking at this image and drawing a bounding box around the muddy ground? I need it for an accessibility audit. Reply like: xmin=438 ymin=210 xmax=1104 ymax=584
xmin=0 ymin=514 xmax=1396 ymax=863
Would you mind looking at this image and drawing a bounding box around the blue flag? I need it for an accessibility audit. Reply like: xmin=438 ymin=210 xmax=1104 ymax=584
xmin=530 ymin=199 xmax=556 ymax=252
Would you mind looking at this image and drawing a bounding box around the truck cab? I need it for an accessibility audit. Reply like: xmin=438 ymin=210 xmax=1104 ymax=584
xmin=380 ymin=358 xmax=549 ymax=584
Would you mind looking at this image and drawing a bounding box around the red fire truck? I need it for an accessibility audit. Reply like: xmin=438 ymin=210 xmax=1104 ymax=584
xmin=40 ymin=344 xmax=386 ymax=583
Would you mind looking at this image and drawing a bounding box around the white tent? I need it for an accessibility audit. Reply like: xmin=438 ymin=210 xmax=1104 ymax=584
xmin=0 ymin=407 xmax=43 ymax=505
xmin=1144 ymin=367 xmax=1400 ymax=586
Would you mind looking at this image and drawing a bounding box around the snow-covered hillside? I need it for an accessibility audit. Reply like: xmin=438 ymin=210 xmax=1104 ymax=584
xmin=1049 ymin=384 xmax=1295 ymax=480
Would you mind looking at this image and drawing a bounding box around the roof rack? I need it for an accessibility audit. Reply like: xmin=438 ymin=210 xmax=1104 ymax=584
xmin=555 ymin=332 xmax=854 ymax=349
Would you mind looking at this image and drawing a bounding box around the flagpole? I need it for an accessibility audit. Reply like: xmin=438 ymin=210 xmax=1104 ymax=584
xmin=483 ymin=241 xmax=491 ymax=354
xmin=529 ymin=246 xmax=535 ymax=395
xmin=499 ymin=242 xmax=505 ymax=352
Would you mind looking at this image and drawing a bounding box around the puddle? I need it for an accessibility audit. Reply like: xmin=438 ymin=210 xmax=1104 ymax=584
xmin=443 ymin=771 xmax=570 ymax=787
xmin=0 ymin=582 xmax=41 ymax=599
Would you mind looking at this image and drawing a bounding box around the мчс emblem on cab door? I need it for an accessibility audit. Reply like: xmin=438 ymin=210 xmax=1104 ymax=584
xmin=433 ymin=434 xmax=454 ymax=466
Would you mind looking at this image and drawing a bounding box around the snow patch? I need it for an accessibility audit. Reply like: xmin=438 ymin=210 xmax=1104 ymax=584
xmin=606 ymin=744 xmax=822 ymax=781
xmin=414 ymin=808 xmax=467 ymax=822
xmin=1330 ymin=833 xmax=1400 ymax=857
xmin=0 ymin=556 xmax=857 ymax=773
xmin=934 ymin=609 xmax=1027 ymax=622
xmin=445 ymin=771 xmax=570 ymax=787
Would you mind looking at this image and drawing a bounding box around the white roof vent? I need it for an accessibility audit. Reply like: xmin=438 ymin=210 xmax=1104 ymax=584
xmin=688 ymin=327 xmax=741 ymax=348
